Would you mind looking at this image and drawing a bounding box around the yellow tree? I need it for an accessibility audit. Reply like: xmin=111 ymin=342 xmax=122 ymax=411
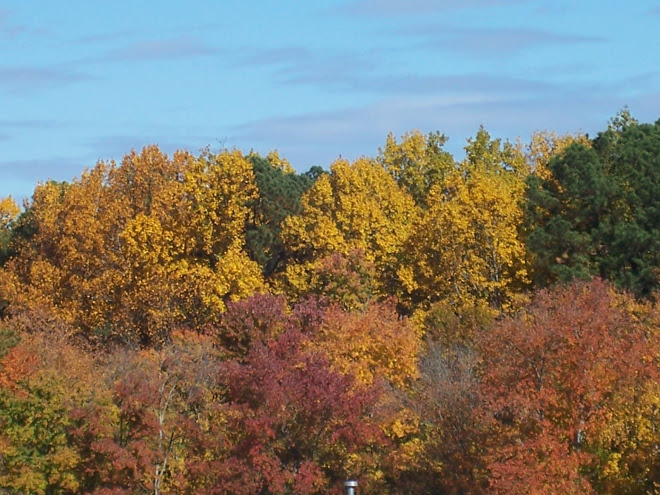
xmin=0 ymin=177 xmax=112 ymax=332
xmin=0 ymin=196 xmax=21 ymax=268
xmin=312 ymin=300 xmax=421 ymax=389
xmin=586 ymin=293 xmax=660 ymax=494
xmin=0 ymin=196 xmax=20 ymax=230
xmin=378 ymin=130 xmax=455 ymax=207
xmin=0 ymin=146 xmax=264 ymax=345
xmin=280 ymin=156 xmax=418 ymax=299
xmin=399 ymin=128 xmax=529 ymax=311
xmin=165 ymin=148 xmax=265 ymax=330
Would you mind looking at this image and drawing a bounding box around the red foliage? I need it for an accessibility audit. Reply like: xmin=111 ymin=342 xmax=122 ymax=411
xmin=213 ymin=293 xmax=290 ymax=358
xmin=0 ymin=344 xmax=38 ymax=392
xmin=478 ymin=279 xmax=657 ymax=494
xmin=214 ymin=328 xmax=386 ymax=494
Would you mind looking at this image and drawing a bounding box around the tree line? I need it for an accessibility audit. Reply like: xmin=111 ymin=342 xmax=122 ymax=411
xmin=0 ymin=110 xmax=659 ymax=493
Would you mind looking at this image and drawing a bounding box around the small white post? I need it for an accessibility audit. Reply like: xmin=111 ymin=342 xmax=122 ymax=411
xmin=345 ymin=480 xmax=358 ymax=495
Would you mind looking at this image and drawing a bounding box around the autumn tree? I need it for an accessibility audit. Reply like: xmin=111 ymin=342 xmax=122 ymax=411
xmin=313 ymin=300 xmax=421 ymax=389
xmin=280 ymin=156 xmax=417 ymax=300
xmin=211 ymin=293 xmax=424 ymax=493
xmin=0 ymin=146 xmax=264 ymax=345
xmin=378 ymin=130 xmax=455 ymax=207
xmin=477 ymin=279 xmax=658 ymax=494
xmin=399 ymin=128 xmax=529 ymax=311
xmin=310 ymin=299 xmax=424 ymax=494
xmin=214 ymin=327 xmax=386 ymax=495
xmin=65 ymin=331 xmax=223 ymax=495
xmin=0 ymin=331 xmax=100 ymax=494
xmin=587 ymin=294 xmax=660 ymax=494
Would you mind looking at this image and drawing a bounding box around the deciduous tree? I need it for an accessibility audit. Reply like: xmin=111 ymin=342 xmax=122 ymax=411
xmin=399 ymin=128 xmax=529 ymax=311
xmin=0 ymin=147 xmax=264 ymax=344
xmin=216 ymin=328 xmax=386 ymax=495
xmin=478 ymin=280 xmax=657 ymax=494
xmin=280 ymin=157 xmax=417 ymax=300
xmin=378 ymin=130 xmax=455 ymax=207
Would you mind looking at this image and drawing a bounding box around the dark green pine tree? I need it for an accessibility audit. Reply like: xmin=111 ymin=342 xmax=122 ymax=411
xmin=526 ymin=111 xmax=660 ymax=298
xmin=594 ymin=117 xmax=660 ymax=297
xmin=245 ymin=154 xmax=321 ymax=277
xmin=526 ymin=142 xmax=616 ymax=286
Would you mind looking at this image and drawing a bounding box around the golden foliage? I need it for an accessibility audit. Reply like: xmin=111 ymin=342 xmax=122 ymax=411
xmin=378 ymin=130 xmax=454 ymax=206
xmin=399 ymin=129 xmax=529 ymax=310
xmin=265 ymin=149 xmax=295 ymax=174
xmin=0 ymin=146 xmax=264 ymax=344
xmin=527 ymin=130 xmax=591 ymax=180
xmin=0 ymin=196 xmax=20 ymax=229
xmin=280 ymin=157 xmax=418 ymax=298
xmin=312 ymin=301 xmax=422 ymax=388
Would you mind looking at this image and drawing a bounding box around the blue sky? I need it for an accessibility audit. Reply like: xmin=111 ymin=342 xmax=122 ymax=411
xmin=1 ymin=0 xmax=659 ymax=200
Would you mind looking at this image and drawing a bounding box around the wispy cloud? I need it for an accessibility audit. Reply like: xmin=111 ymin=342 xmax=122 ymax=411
xmin=0 ymin=66 xmax=92 ymax=94
xmin=344 ymin=0 xmax=525 ymax=15
xmin=74 ymin=22 xmax=224 ymax=45
xmin=305 ymin=72 xmax=553 ymax=96
xmin=232 ymin=45 xmax=554 ymax=95
xmin=232 ymin=46 xmax=377 ymax=89
xmin=394 ymin=25 xmax=604 ymax=56
xmin=0 ymin=155 xmax=86 ymax=182
xmin=0 ymin=8 xmax=26 ymax=37
xmin=0 ymin=119 xmax=61 ymax=129
xmin=232 ymin=27 xmax=599 ymax=94
xmin=0 ymin=8 xmax=52 ymax=39
xmin=82 ymin=132 xmax=218 ymax=161
xmin=609 ymin=71 xmax=660 ymax=95
xmin=0 ymin=155 xmax=94 ymax=201
xmin=93 ymin=36 xmax=219 ymax=63
xmin=231 ymin=82 xmax=660 ymax=169
xmin=234 ymin=46 xmax=311 ymax=67
xmin=75 ymin=28 xmax=140 ymax=44
xmin=0 ymin=120 xmax=71 ymax=144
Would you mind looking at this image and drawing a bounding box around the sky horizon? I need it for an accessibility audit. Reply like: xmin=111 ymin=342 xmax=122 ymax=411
xmin=2 ymin=0 xmax=659 ymax=200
